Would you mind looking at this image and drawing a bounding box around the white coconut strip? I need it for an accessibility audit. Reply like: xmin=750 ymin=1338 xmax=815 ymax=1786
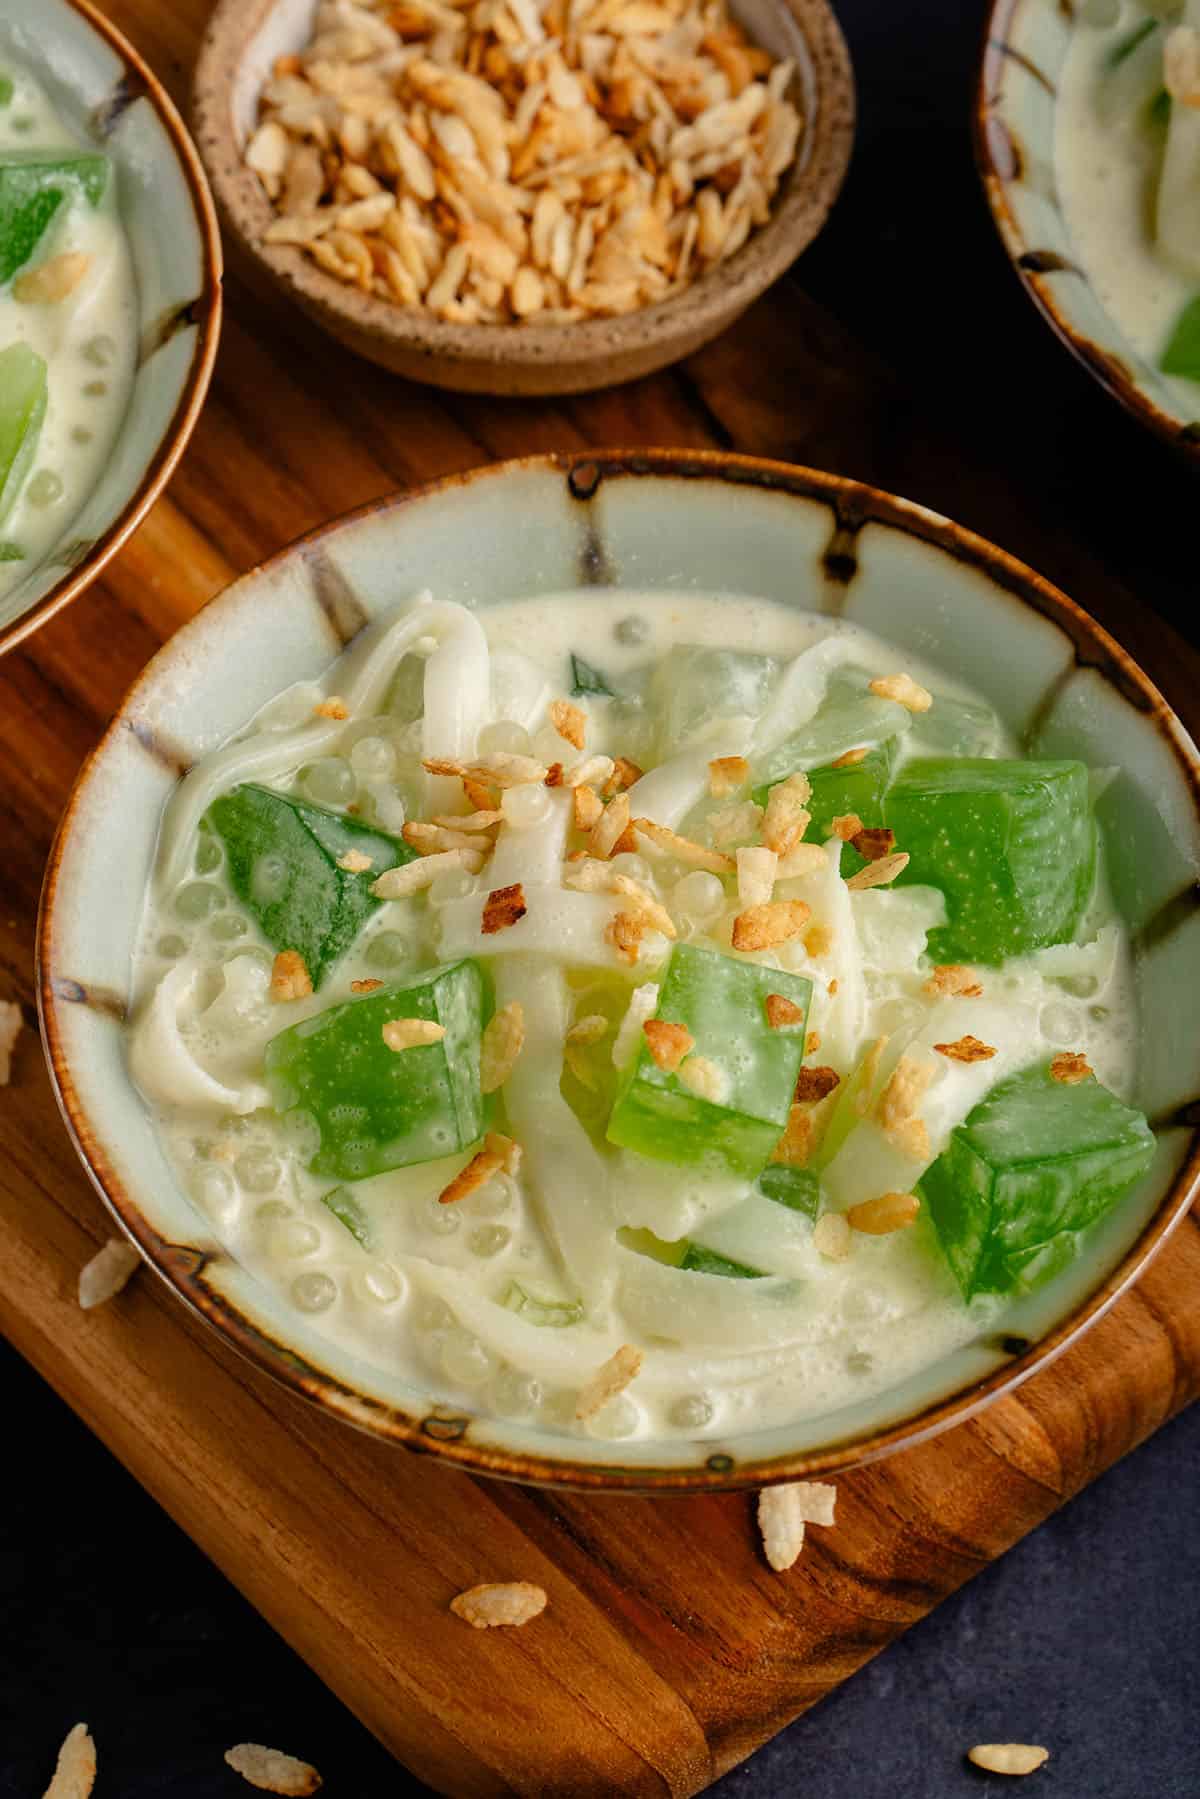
xmin=156 ymin=597 xmax=472 ymax=888
xmin=493 ymin=956 xmax=617 ymax=1314
xmin=821 ymin=997 xmax=1040 ymax=1212
xmin=128 ymin=961 xmax=269 ymax=1115
xmin=690 ymin=1192 xmax=817 ymax=1279
xmin=422 ymin=604 xmax=491 ymax=812
xmin=438 ymin=883 xmax=661 ymax=972
xmin=752 ymin=635 xmax=862 ymax=754
xmin=625 ymin=735 xmax=750 ymax=832
xmin=615 ymin=1246 xmax=808 ymax=1350
xmin=489 ymin=645 xmax=553 ymax=732
xmin=777 ymin=837 xmax=867 ymax=1073
xmin=486 ymin=788 xmax=571 ymax=890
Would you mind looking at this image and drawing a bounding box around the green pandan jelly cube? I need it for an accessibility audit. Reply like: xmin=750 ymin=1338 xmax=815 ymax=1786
xmin=0 ymin=343 xmax=47 ymax=522
xmin=680 ymin=1244 xmax=763 ymax=1278
xmin=606 ymin=943 xmax=812 ymax=1177
xmin=885 ymin=758 xmax=1095 ymax=964
xmin=757 ymin=1162 xmax=821 ymax=1221
xmin=265 ymin=959 xmax=487 ymax=1181
xmin=207 ymin=783 xmax=416 ymax=988
xmin=918 ymin=1060 xmax=1155 ymax=1300
xmin=0 ymin=149 xmax=109 ymax=285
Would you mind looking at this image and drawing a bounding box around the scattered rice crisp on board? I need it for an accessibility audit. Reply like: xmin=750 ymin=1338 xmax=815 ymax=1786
xmin=966 ymin=1744 xmax=1050 ymax=1777
xmin=757 ymin=1480 xmax=837 ymax=1570
xmin=42 ymin=1722 xmax=96 ymax=1798
xmin=0 ymin=998 xmax=21 ymax=1085
xmin=224 ymin=1743 xmax=323 ymax=1794
xmin=78 ymin=1238 xmax=141 ymax=1310
xmin=450 ymin=1581 xmax=548 ymax=1630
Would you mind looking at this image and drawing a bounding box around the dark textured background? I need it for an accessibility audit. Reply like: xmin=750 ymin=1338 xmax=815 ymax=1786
xmin=5 ymin=0 xmax=1200 ymax=1792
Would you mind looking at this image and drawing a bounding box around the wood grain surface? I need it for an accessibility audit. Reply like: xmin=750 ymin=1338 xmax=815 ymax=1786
xmin=2 ymin=2 xmax=1200 ymax=1793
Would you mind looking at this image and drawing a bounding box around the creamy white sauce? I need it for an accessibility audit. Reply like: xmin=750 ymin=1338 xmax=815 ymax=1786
xmin=0 ymin=63 xmax=137 ymax=598
xmin=127 ymin=591 xmax=1140 ymax=1444
xmin=1056 ymin=6 xmax=1200 ymax=409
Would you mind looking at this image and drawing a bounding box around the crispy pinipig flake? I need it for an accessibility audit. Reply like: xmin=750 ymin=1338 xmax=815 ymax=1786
xmin=709 ymin=754 xmax=750 ymax=797
xmin=847 ymin=1191 xmax=921 ymax=1235
xmin=482 ymin=882 xmax=528 ymax=933
xmin=450 ymin=1581 xmax=548 ymax=1630
xmin=868 ymin=672 xmax=932 ymax=713
xmin=590 ymin=791 xmax=631 ymax=860
xmin=761 ymin=772 xmax=811 ymax=857
xmin=573 ymin=783 xmax=604 ymax=832
xmin=831 ymin=813 xmax=865 ymax=841
xmin=925 ymin=963 xmax=984 ymax=999
xmin=757 ymin=1479 xmax=837 ymax=1570
xmin=731 ymin=898 xmax=810 ymax=951
xmin=78 ymin=1238 xmax=141 ymax=1310
xmin=481 ymin=1000 xmax=525 ymax=1092
xmin=737 ymin=846 xmax=777 ymax=907
xmin=771 ymin=1102 xmax=813 ymax=1167
xmin=966 ymin=1744 xmax=1050 ymax=1777
xmin=831 ymin=746 xmax=869 ymax=768
xmin=270 ymin=949 xmax=313 ymax=1002
xmin=335 ymin=848 xmax=374 ymax=872
xmin=576 ymin=1342 xmax=644 ymax=1419
xmin=371 ymin=847 xmax=483 ymax=898
xmin=606 ymin=909 xmax=648 ymax=965
xmin=382 ymin=1017 xmax=447 ymax=1051
xmin=934 ymin=1035 xmax=997 ymax=1063
xmin=634 ymin=816 xmax=735 ymax=873
xmin=42 ymin=1722 xmax=96 ymax=1798
xmin=850 ymin=826 xmax=896 ymax=862
xmin=765 ymin=993 xmax=805 ymax=1030
xmin=313 ymin=695 xmax=348 ymax=719
xmin=1050 ymin=1051 xmax=1093 ymax=1084
xmin=812 ymin=1212 xmax=851 ymax=1260
xmin=794 ymin=1065 xmax=840 ymax=1103
xmin=549 ymin=698 xmax=587 ymax=749
xmin=224 ymin=1743 xmax=323 ymax=1794
xmin=643 ymin=1017 xmax=695 ymax=1071
xmin=439 ymin=1147 xmax=505 ymax=1204
xmin=845 ymin=850 xmax=909 ymax=891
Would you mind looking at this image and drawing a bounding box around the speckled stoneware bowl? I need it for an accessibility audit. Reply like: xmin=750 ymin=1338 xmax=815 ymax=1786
xmin=38 ymin=451 xmax=1200 ymax=1492
xmin=191 ymin=0 xmax=853 ymax=395
xmin=977 ymin=0 xmax=1200 ymax=461
xmin=0 ymin=0 xmax=222 ymax=654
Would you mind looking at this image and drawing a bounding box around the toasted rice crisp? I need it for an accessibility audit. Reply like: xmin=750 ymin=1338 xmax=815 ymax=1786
xmin=606 ymin=909 xmax=648 ymax=965
xmin=371 ymin=846 xmax=483 ymax=897
xmin=850 ymin=826 xmax=895 ymax=862
xmin=481 ymin=1000 xmax=526 ymax=1092
xmin=794 ymin=1065 xmax=840 ymax=1103
xmin=761 ymin=772 xmax=812 ymax=857
xmin=485 ymin=1130 xmax=522 ymax=1176
xmin=590 ymin=791 xmax=631 ymax=860
xmin=1050 ymin=1051 xmax=1093 ymax=1084
xmin=566 ymin=1012 xmax=608 ymax=1047
xmin=432 ymin=807 xmax=504 ymax=832
xmin=709 ymin=754 xmax=750 ymax=797
xmin=731 ymin=898 xmax=810 ymax=951
xmin=877 ymin=1052 xmax=931 ymax=1133
xmin=573 ymin=783 xmax=604 ymax=831
xmin=643 ymin=1017 xmax=694 ymax=1071
xmin=382 ymin=1017 xmax=447 ymax=1051
xmin=771 ymin=1102 xmax=813 ymax=1167
xmin=847 ymin=1191 xmax=921 ymax=1235
xmin=966 ymin=1745 xmax=1050 ymax=1777
xmin=78 ymin=1238 xmax=141 ymax=1310
xmin=350 ymin=977 xmax=385 ymax=993
xmin=812 ymin=1212 xmax=851 ymax=1260
xmin=764 ymin=992 xmax=805 ymax=1030
xmin=335 ymin=847 xmax=374 ymax=872
xmin=757 ymin=1479 xmax=837 ymax=1570
xmin=482 ymin=881 xmax=528 ymax=933
xmin=603 ymin=756 xmax=644 ymax=797
xmin=576 ymin=1342 xmax=644 ymax=1420
xmin=677 ymin=1053 xmax=730 ymax=1104
xmin=564 ymin=752 xmax=615 ymax=791
xmin=0 ymin=998 xmax=21 ymax=1085
xmin=609 ymin=872 xmax=677 ymax=938
xmin=404 ymin=819 xmax=493 ymax=856
xmin=803 ymin=922 xmax=834 ymax=959
xmin=925 ymin=963 xmax=983 ymax=999
xmin=830 ymin=745 xmax=868 ymax=768
xmin=313 ymin=695 xmax=348 ymax=720
xmin=634 ymin=815 xmax=734 ymax=873
xmin=224 ymin=1743 xmax=323 ymax=1794
xmin=439 ymin=1147 xmax=506 ymax=1204
xmin=42 ymin=1722 xmax=96 ymax=1798
xmin=270 ymin=949 xmax=313 ymax=1002
xmin=736 ymin=845 xmax=778 ymax=907
xmin=868 ymin=672 xmax=933 ymax=713
xmin=934 ymin=1035 xmax=997 ymax=1063
xmin=549 ymin=698 xmax=587 ymax=749
xmin=830 ymin=813 xmax=865 ymax=841
xmin=845 ymin=850 xmax=909 ymax=891
xmin=450 ymin=1581 xmax=548 ymax=1630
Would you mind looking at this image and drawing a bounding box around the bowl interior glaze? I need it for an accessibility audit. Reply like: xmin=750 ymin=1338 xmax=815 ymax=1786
xmin=39 ymin=452 xmax=1200 ymax=1490
xmin=0 ymin=0 xmax=221 ymax=651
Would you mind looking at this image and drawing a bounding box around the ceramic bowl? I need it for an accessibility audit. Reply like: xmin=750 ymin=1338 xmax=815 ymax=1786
xmin=0 ymin=0 xmax=222 ymax=655
xmin=977 ymin=0 xmax=1200 ymax=462
xmin=38 ymin=450 xmax=1200 ymax=1492
xmin=191 ymin=0 xmax=853 ymax=396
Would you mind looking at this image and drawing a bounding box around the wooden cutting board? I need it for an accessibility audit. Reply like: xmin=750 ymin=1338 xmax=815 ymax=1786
xmin=3 ymin=2 xmax=1200 ymax=1792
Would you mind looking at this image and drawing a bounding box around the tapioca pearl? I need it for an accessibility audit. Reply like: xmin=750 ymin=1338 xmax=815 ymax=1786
xmin=609 ymin=852 xmax=654 ymax=886
xmin=173 ymin=880 xmax=224 ymax=921
xmin=272 ymin=1220 xmax=321 ymax=1260
xmin=300 ymin=757 xmax=354 ymax=807
xmin=669 ymin=1392 xmax=713 ymax=1430
xmin=211 ymin=912 xmax=248 ymax=942
xmin=673 ymin=870 xmax=724 ymax=923
xmin=235 ymin=1148 xmax=283 ymax=1193
xmin=422 ymin=1194 xmax=462 ymax=1236
xmin=155 ymin=933 xmax=188 ymax=959
xmin=615 ymin=614 xmax=648 ymax=646
xmin=428 ymin=869 xmax=475 ymax=905
xmin=416 ymin=1295 xmax=454 ymax=1333
xmin=189 ymin=1163 xmax=238 ymax=1225
xmin=27 ymin=470 xmax=64 ymax=507
xmin=441 ymin=1327 xmax=493 ymax=1387
xmin=535 ymin=1388 xmax=577 ymax=1430
xmin=365 ymin=930 xmax=409 ymax=969
xmin=841 ymin=1284 xmax=893 ymax=1324
xmin=501 ymin=783 xmax=552 ymax=829
xmin=583 ymin=1394 xmax=641 ymax=1439
xmin=254 ymin=1198 xmax=293 ymax=1225
xmin=292 ymin=1271 xmax=337 ymax=1313
xmin=490 ymin=1366 xmax=544 ymax=1419
xmin=82 ymin=334 xmax=117 ymax=367
xmin=467 ymin=1173 xmax=514 ymax=1219
xmin=349 ymin=734 xmax=396 ymax=780
xmin=279 ymin=1109 xmax=322 ymax=1161
xmin=478 ymin=720 xmax=533 ymax=758
xmin=469 ymin=1224 xmax=511 ymax=1258
xmin=194 ymin=833 xmax=223 ymax=875
xmin=354 ymin=1264 xmax=404 ymax=1307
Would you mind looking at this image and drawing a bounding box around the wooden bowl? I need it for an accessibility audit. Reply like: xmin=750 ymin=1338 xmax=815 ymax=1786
xmin=191 ymin=0 xmax=854 ymax=396
xmin=39 ymin=451 xmax=1200 ymax=1492
xmin=0 ymin=0 xmax=222 ymax=655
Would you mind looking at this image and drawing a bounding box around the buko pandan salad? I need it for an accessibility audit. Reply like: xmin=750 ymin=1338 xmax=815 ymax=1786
xmin=128 ymin=590 xmax=1153 ymax=1443
xmin=1058 ymin=0 xmax=1200 ymax=397
xmin=0 ymin=60 xmax=136 ymax=597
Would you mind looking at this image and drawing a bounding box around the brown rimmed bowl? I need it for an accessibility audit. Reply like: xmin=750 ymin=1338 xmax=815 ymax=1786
xmin=38 ymin=449 xmax=1200 ymax=1491
xmin=191 ymin=0 xmax=853 ymax=396
xmin=976 ymin=0 xmax=1200 ymax=463
xmin=0 ymin=0 xmax=223 ymax=655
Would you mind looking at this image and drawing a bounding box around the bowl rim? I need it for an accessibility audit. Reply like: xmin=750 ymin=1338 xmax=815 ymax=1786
xmin=190 ymin=0 xmax=854 ymax=376
xmin=37 ymin=447 xmax=1200 ymax=1493
xmin=0 ymin=0 xmax=224 ymax=658
xmin=973 ymin=0 xmax=1200 ymax=466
